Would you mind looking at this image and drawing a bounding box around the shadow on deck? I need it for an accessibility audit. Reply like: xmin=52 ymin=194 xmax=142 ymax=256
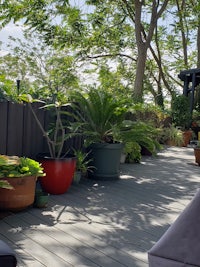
xmin=0 ymin=146 xmax=199 ymax=267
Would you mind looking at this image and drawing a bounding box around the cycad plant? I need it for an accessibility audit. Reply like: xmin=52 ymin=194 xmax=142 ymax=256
xmin=68 ymin=88 xmax=126 ymax=145
xmin=67 ymin=88 xmax=126 ymax=180
xmin=115 ymin=120 xmax=161 ymax=162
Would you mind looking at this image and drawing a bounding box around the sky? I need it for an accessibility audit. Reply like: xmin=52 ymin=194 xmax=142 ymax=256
xmin=0 ymin=0 xmax=93 ymax=56
xmin=0 ymin=22 xmax=25 ymax=55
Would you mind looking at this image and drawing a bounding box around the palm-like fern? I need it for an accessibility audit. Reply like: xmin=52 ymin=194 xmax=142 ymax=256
xmin=116 ymin=120 xmax=161 ymax=156
xmin=68 ymin=89 xmax=126 ymax=145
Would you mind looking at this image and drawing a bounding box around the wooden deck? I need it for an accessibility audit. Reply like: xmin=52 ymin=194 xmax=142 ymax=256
xmin=0 ymin=146 xmax=200 ymax=267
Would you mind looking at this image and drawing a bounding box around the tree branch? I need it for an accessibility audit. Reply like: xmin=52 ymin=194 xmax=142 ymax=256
xmin=85 ymin=53 xmax=136 ymax=62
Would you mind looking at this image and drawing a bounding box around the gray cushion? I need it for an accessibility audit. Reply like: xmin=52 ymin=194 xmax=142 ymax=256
xmin=148 ymin=189 xmax=200 ymax=267
xmin=0 ymin=240 xmax=17 ymax=267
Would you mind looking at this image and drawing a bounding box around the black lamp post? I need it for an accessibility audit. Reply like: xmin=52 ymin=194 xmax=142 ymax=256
xmin=16 ymin=79 xmax=20 ymax=95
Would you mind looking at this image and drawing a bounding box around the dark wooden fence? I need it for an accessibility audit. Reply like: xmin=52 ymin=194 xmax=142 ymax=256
xmin=0 ymin=101 xmax=83 ymax=159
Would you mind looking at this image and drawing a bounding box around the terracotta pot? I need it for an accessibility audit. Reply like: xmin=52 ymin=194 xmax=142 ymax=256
xmin=0 ymin=176 xmax=37 ymax=212
xmin=38 ymin=155 xmax=76 ymax=194
xmin=182 ymin=130 xmax=193 ymax=147
xmin=166 ymin=140 xmax=177 ymax=146
xmin=194 ymin=148 xmax=200 ymax=166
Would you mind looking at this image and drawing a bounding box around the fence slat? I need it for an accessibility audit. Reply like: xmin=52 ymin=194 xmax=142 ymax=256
xmin=0 ymin=102 xmax=8 ymax=154
xmin=22 ymin=103 xmax=47 ymax=158
xmin=0 ymin=101 xmax=83 ymax=158
xmin=6 ymin=102 xmax=24 ymax=156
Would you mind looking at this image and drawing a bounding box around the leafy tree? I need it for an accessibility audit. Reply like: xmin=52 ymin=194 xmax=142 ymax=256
xmin=0 ymin=32 xmax=79 ymax=101
xmin=0 ymin=0 xmax=170 ymax=103
xmin=1 ymin=0 xmax=200 ymax=107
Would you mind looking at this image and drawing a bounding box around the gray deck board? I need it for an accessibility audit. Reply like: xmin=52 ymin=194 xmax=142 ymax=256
xmin=0 ymin=146 xmax=199 ymax=267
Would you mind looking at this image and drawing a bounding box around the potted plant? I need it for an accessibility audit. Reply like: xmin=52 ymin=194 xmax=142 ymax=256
xmin=117 ymin=120 xmax=161 ymax=162
xmin=34 ymin=189 xmax=49 ymax=208
xmin=191 ymin=110 xmax=200 ymax=139
xmin=171 ymin=95 xmax=192 ymax=146
xmin=0 ymin=155 xmax=45 ymax=211
xmin=194 ymin=141 xmax=200 ymax=166
xmin=68 ymin=88 xmax=126 ymax=180
xmin=72 ymin=149 xmax=93 ymax=184
xmin=20 ymin=94 xmax=76 ymax=195
xmin=121 ymin=141 xmax=141 ymax=163
xmin=158 ymin=125 xmax=184 ymax=146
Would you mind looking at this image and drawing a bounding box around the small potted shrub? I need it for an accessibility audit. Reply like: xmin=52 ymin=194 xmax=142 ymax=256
xmin=171 ymin=95 xmax=192 ymax=146
xmin=72 ymin=149 xmax=93 ymax=184
xmin=34 ymin=189 xmax=49 ymax=208
xmin=158 ymin=125 xmax=184 ymax=146
xmin=0 ymin=155 xmax=45 ymax=211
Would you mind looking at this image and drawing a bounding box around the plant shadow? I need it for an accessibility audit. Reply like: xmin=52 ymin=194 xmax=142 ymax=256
xmin=0 ymin=147 xmax=199 ymax=266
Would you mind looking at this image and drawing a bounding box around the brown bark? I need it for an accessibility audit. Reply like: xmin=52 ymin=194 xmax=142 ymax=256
xmin=133 ymin=0 xmax=169 ymax=102
xmin=197 ymin=24 xmax=200 ymax=68
xmin=175 ymin=0 xmax=188 ymax=67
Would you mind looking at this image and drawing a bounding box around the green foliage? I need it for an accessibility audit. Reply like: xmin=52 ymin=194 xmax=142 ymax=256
xmin=68 ymin=88 xmax=161 ymax=162
xmin=72 ymin=149 xmax=93 ymax=174
xmin=158 ymin=125 xmax=184 ymax=146
xmin=0 ymin=180 xmax=13 ymax=189
xmin=68 ymin=87 xmax=127 ymax=145
xmin=20 ymin=94 xmax=72 ymax=158
xmin=0 ymin=33 xmax=79 ymax=102
xmin=0 ymin=155 xmax=45 ymax=178
xmin=124 ymin=141 xmax=141 ymax=163
xmin=0 ymin=0 xmax=174 ymax=105
xmin=117 ymin=120 xmax=161 ymax=158
xmin=128 ymin=103 xmax=167 ymax=127
xmin=1 ymin=0 xmax=200 ymax=108
xmin=171 ymin=95 xmax=191 ymax=129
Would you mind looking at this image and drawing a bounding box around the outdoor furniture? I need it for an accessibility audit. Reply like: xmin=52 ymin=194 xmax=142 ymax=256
xmin=0 ymin=240 xmax=17 ymax=267
xmin=148 ymin=189 xmax=200 ymax=267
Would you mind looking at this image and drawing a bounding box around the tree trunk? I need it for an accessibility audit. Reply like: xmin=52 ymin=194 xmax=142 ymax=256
xmin=133 ymin=0 xmax=169 ymax=102
xmin=133 ymin=44 xmax=147 ymax=102
xmin=176 ymin=0 xmax=188 ymax=67
xmin=197 ymin=24 xmax=200 ymax=68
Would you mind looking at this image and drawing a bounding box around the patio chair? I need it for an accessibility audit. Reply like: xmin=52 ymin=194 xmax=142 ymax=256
xmin=0 ymin=240 xmax=17 ymax=267
xmin=148 ymin=189 xmax=200 ymax=267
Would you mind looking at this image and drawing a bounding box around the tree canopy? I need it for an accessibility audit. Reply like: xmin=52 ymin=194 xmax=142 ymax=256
xmin=1 ymin=0 xmax=200 ymax=107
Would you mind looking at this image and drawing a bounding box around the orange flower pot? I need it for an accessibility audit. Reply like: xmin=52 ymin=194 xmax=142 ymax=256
xmin=0 ymin=176 xmax=37 ymax=212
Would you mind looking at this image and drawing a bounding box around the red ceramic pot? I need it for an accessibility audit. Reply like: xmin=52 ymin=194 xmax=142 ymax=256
xmin=38 ymin=155 xmax=76 ymax=195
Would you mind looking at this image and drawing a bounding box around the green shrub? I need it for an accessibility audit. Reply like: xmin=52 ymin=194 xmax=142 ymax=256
xmin=171 ymin=95 xmax=191 ymax=129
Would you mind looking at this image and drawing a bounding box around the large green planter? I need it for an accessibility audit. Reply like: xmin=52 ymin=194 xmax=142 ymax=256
xmin=88 ymin=143 xmax=123 ymax=180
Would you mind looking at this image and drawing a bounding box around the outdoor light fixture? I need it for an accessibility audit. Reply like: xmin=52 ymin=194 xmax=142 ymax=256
xmin=16 ymin=79 xmax=20 ymax=95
